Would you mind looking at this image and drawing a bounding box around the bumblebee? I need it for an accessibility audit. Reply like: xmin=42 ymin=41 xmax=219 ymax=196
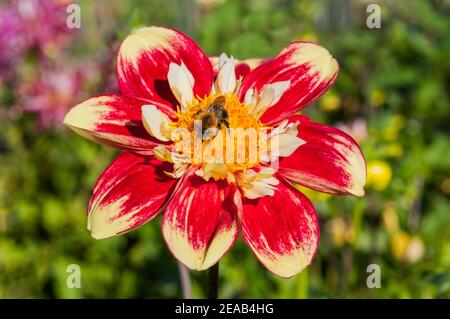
xmin=195 ymin=95 xmax=229 ymax=140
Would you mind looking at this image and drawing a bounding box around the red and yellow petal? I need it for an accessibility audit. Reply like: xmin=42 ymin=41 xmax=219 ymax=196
xmin=238 ymin=41 xmax=338 ymax=125
xmin=88 ymin=152 xmax=177 ymax=239
xmin=63 ymin=94 xmax=172 ymax=154
xmin=162 ymin=169 xmax=239 ymax=270
xmin=209 ymin=56 xmax=267 ymax=79
xmin=240 ymin=179 xmax=319 ymax=278
xmin=278 ymin=115 xmax=366 ymax=196
xmin=117 ymin=26 xmax=214 ymax=106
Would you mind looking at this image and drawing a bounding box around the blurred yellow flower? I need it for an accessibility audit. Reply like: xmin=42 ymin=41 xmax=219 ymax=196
xmin=326 ymin=217 xmax=355 ymax=247
xmin=370 ymin=89 xmax=385 ymax=107
xmin=391 ymin=232 xmax=425 ymax=264
xmin=367 ymin=160 xmax=392 ymax=191
xmin=405 ymin=236 xmax=425 ymax=264
xmin=382 ymin=201 xmax=399 ymax=234
xmin=390 ymin=231 xmax=410 ymax=261
xmin=320 ymin=92 xmax=341 ymax=111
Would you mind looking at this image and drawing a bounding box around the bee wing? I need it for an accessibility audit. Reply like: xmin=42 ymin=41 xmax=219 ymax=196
xmin=213 ymin=95 xmax=226 ymax=105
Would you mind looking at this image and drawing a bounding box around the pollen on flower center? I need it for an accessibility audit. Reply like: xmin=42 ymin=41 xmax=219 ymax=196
xmin=169 ymin=92 xmax=268 ymax=179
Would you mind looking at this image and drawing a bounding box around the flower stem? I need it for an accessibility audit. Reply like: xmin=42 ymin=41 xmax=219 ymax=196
xmin=177 ymin=261 xmax=192 ymax=299
xmin=208 ymin=263 xmax=219 ymax=299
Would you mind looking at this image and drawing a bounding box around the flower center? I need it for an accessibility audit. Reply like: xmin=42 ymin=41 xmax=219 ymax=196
xmin=171 ymin=92 xmax=268 ymax=178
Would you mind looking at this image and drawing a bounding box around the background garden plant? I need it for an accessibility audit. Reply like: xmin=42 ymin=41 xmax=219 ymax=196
xmin=0 ymin=0 xmax=448 ymax=298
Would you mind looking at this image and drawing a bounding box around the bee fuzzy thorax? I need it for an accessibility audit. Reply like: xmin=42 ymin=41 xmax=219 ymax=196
xmin=193 ymin=95 xmax=229 ymax=140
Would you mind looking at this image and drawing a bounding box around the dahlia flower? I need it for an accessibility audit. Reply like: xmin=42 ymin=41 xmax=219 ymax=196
xmin=0 ymin=0 xmax=76 ymax=80
xmin=64 ymin=26 xmax=366 ymax=278
xmin=0 ymin=2 xmax=27 ymax=79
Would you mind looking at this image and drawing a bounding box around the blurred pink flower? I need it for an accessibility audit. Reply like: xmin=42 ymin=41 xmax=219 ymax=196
xmin=14 ymin=0 xmax=75 ymax=54
xmin=0 ymin=0 xmax=76 ymax=78
xmin=21 ymin=67 xmax=83 ymax=128
xmin=0 ymin=1 xmax=119 ymax=130
xmin=0 ymin=3 xmax=27 ymax=79
xmin=335 ymin=118 xmax=368 ymax=143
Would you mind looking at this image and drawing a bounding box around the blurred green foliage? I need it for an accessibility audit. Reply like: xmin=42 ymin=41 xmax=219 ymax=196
xmin=0 ymin=0 xmax=449 ymax=298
